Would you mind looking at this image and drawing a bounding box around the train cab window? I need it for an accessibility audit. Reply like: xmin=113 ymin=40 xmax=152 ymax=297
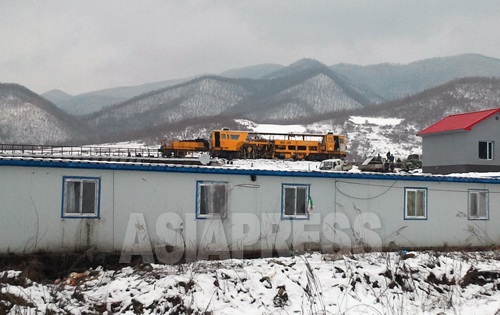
xmin=282 ymin=184 xmax=310 ymax=220
xmin=197 ymin=181 xmax=228 ymax=219
xmin=298 ymin=146 xmax=307 ymax=151
xmin=309 ymin=146 xmax=317 ymax=151
xmin=276 ymin=145 xmax=286 ymax=150
xmin=339 ymin=137 xmax=346 ymax=151
xmin=62 ymin=177 xmax=100 ymax=219
xmin=221 ymin=134 xmax=227 ymax=140
xmin=230 ymin=134 xmax=240 ymax=140
xmin=288 ymin=146 xmax=296 ymax=150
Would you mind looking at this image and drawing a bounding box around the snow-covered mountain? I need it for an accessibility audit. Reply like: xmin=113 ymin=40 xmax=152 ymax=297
xmin=83 ymin=61 xmax=369 ymax=142
xmin=84 ymin=77 xmax=254 ymax=141
xmin=0 ymin=84 xmax=94 ymax=144
xmin=243 ymin=73 xmax=364 ymax=122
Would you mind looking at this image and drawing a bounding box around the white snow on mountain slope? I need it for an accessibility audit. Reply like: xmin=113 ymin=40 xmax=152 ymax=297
xmin=236 ymin=119 xmax=307 ymax=134
xmin=342 ymin=117 xmax=422 ymax=161
xmin=0 ymin=97 xmax=76 ymax=144
xmin=348 ymin=116 xmax=404 ymax=126
xmin=91 ymin=78 xmax=250 ymax=129
xmin=273 ymin=74 xmax=364 ymax=114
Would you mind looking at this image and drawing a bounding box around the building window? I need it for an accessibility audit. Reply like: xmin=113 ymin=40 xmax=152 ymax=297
xmin=282 ymin=184 xmax=309 ymax=219
xmin=196 ymin=181 xmax=228 ymax=219
xmin=404 ymin=188 xmax=427 ymax=220
xmin=479 ymin=141 xmax=494 ymax=160
xmin=62 ymin=177 xmax=100 ymax=218
xmin=469 ymin=190 xmax=489 ymax=220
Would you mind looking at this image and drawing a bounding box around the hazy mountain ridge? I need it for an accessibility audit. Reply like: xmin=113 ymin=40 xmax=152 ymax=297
xmin=261 ymin=59 xmax=326 ymax=80
xmin=41 ymin=77 xmax=195 ymax=116
xmin=219 ymin=64 xmax=284 ymax=79
xmin=332 ymin=54 xmax=500 ymax=102
xmin=41 ymin=89 xmax=73 ymax=104
xmin=358 ymin=77 xmax=500 ymax=129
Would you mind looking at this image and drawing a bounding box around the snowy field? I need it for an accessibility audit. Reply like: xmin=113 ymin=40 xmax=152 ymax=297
xmin=2 ymin=251 xmax=500 ymax=314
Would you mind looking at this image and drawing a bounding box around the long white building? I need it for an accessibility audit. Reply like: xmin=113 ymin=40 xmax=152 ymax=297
xmin=0 ymin=155 xmax=498 ymax=263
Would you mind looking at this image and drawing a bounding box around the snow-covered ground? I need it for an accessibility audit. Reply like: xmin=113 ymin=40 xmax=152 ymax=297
xmin=2 ymin=251 xmax=500 ymax=314
xmin=348 ymin=116 xmax=405 ymax=126
xmin=226 ymin=158 xmax=323 ymax=172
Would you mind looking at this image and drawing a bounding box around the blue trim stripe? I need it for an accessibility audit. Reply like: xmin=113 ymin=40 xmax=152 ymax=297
xmin=2 ymin=158 xmax=500 ymax=184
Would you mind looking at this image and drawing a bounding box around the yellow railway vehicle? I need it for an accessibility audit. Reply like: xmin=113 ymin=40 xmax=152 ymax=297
xmin=159 ymin=138 xmax=210 ymax=157
xmin=271 ymin=132 xmax=346 ymax=160
xmin=211 ymin=129 xmax=275 ymax=159
xmin=160 ymin=129 xmax=347 ymax=161
xmin=210 ymin=129 xmax=347 ymax=160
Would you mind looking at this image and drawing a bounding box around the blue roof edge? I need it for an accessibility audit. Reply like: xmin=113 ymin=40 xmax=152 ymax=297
xmin=1 ymin=158 xmax=499 ymax=184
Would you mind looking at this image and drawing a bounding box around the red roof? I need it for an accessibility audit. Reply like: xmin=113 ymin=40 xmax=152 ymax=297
xmin=417 ymin=108 xmax=500 ymax=136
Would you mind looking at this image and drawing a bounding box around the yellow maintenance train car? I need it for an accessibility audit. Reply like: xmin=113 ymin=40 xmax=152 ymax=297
xmin=159 ymin=138 xmax=209 ymax=158
xmin=159 ymin=129 xmax=347 ymax=161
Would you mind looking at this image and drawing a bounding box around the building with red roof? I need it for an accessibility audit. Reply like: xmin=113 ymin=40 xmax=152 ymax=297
xmin=418 ymin=108 xmax=500 ymax=174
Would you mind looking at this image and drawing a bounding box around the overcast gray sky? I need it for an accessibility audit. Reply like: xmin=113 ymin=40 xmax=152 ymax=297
xmin=1 ymin=0 xmax=500 ymax=95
